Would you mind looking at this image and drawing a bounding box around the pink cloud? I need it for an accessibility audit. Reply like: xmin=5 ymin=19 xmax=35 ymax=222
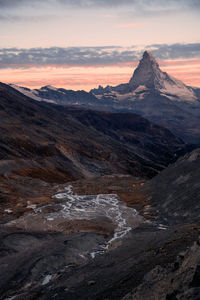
xmin=159 ymin=58 xmax=200 ymax=67
xmin=101 ymin=14 xmax=116 ymax=18
xmin=117 ymin=23 xmax=145 ymax=28
xmin=1 ymin=57 xmax=200 ymax=90
xmin=0 ymin=35 xmax=14 ymax=39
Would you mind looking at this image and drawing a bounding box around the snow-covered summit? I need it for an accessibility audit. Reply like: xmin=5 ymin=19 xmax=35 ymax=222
xmin=41 ymin=85 xmax=58 ymax=91
xmin=91 ymin=51 xmax=198 ymax=102
xmin=128 ymin=51 xmax=197 ymax=101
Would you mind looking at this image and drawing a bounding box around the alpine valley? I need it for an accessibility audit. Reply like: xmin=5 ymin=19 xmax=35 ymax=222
xmin=0 ymin=52 xmax=200 ymax=300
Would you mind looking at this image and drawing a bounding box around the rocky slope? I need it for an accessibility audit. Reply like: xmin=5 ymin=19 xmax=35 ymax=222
xmin=1 ymin=220 xmax=198 ymax=300
xmin=0 ymin=145 xmax=200 ymax=299
xmin=1 ymin=81 xmax=184 ymax=180
xmin=0 ymin=82 xmax=199 ymax=300
xmin=135 ymin=148 xmax=200 ymax=224
xmin=120 ymin=148 xmax=200 ymax=299
xmin=123 ymin=239 xmax=200 ymax=300
xmin=0 ymin=81 xmax=189 ymax=219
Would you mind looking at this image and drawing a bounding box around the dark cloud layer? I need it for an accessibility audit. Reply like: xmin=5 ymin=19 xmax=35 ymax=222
xmin=0 ymin=44 xmax=200 ymax=69
xmin=0 ymin=14 xmax=55 ymax=22
xmin=148 ymin=43 xmax=200 ymax=59
xmin=0 ymin=46 xmax=136 ymax=68
xmin=0 ymin=0 xmax=199 ymax=9
xmin=0 ymin=0 xmax=199 ymax=23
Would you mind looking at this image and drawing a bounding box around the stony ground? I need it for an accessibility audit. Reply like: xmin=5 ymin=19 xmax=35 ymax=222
xmin=1 ymin=222 xmax=199 ymax=300
xmin=0 ymin=170 xmax=200 ymax=300
xmin=0 ymin=149 xmax=200 ymax=300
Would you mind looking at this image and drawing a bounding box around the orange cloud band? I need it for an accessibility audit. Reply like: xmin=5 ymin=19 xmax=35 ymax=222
xmin=1 ymin=58 xmax=200 ymax=90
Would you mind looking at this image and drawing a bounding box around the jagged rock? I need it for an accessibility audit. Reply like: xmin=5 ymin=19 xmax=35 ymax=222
xmin=122 ymin=241 xmax=200 ymax=300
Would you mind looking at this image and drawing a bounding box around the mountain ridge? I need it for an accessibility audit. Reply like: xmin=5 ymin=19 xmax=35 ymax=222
xmin=0 ymin=81 xmax=187 ymax=183
xmin=7 ymin=51 xmax=200 ymax=144
xmin=9 ymin=51 xmax=200 ymax=104
xmin=92 ymin=50 xmax=198 ymax=101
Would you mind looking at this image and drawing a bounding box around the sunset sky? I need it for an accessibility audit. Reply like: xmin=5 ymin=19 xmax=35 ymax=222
xmin=0 ymin=0 xmax=200 ymax=90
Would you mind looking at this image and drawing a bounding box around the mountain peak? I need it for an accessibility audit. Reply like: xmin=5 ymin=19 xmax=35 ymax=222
xmin=128 ymin=51 xmax=197 ymax=101
xmin=142 ymin=50 xmax=157 ymax=62
xmin=41 ymin=85 xmax=58 ymax=91
xmin=129 ymin=51 xmax=161 ymax=89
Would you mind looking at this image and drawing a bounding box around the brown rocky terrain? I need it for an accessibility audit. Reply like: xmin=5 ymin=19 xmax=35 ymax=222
xmin=130 ymin=148 xmax=200 ymax=225
xmin=123 ymin=239 xmax=200 ymax=300
xmin=0 ymin=82 xmax=199 ymax=300
xmin=0 ymin=81 xmax=189 ymax=219
xmin=1 ymin=223 xmax=199 ymax=300
xmin=0 ymin=149 xmax=199 ymax=300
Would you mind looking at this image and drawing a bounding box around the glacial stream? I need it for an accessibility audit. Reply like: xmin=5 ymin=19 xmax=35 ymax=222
xmin=50 ymin=185 xmax=139 ymax=257
xmin=3 ymin=185 xmax=145 ymax=297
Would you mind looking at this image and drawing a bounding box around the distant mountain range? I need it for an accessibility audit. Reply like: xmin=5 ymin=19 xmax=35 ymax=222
xmin=9 ymin=51 xmax=200 ymax=144
xmin=9 ymin=83 xmax=99 ymax=107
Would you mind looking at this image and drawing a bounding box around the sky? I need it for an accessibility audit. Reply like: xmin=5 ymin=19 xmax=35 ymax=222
xmin=0 ymin=0 xmax=200 ymax=90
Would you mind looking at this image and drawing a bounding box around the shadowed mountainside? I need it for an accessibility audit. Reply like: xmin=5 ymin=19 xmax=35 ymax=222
xmin=0 ymin=81 xmax=191 ymax=220
xmin=0 ymin=82 xmax=199 ymax=300
xmin=0 ymin=82 xmax=188 ymax=183
xmin=132 ymin=147 xmax=200 ymax=225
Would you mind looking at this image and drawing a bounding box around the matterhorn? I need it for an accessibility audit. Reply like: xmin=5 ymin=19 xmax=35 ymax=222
xmin=93 ymin=50 xmax=197 ymax=101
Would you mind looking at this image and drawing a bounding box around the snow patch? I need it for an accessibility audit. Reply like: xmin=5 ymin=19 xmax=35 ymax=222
xmin=42 ymin=274 xmax=52 ymax=285
xmin=51 ymin=185 xmax=139 ymax=257
xmin=9 ymin=84 xmax=56 ymax=103
xmin=4 ymin=209 xmax=12 ymax=214
xmin=42 ymin=85 xmax=58 ymax=91
xmin=158 ymin=224 xmax=167 ymax=230
xmin=9 ymin=84 xmax=42 ymax=101
xmin=160 ymin=75 xmax=197 ymax=102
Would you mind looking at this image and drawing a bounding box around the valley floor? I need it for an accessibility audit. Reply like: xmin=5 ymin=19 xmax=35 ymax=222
xmin=0 ymin=175 xmax=200 ymax=300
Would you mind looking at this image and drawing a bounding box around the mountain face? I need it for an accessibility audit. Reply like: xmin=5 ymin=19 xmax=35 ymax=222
xmin=130 ymin=147 xmax=200 ymax=225
xmin=129 ymin=51 xmax=197 ymax=101
xmin=9 ymin=51 xmax=200 ymax=144
xmin=92 ymin=50 xmax=198 ymax=102
xmin=129 ymin=51 xmax=162 ymax=89
xmin=0 ymin=82 xmax=200 ymax=299
xmin=0 ymin=82 xmax=186 ymax=179
xmin=0 ymin=82 xmax=189 ymax=215
xmin=92 ymin=52 xmax=200 ymax=144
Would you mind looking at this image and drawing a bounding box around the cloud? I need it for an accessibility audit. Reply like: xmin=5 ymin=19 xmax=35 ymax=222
xmin=0 ymin=43 xmax=200 ymax=69
xmin=117 ymin=23 xmax=145 ymax=28
xmin=0 ymin=14 xmax=54 ymax=22
xmin=0 ymin=0 xmax=199 ymax=24
xmin=0 ymin=0 xmax=134 ymax=8
xmin=0 ymin=0 xmax=41 ymax=8
xmin=0 ymin=0 xmax=199 ymax=10
xmin=147 ymin=43 xmax=200 ymax=59
xmin=0 ymin=46 xmax=137 ymax=68
xmin=0 ymin=35 xmax=14 ymax=39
